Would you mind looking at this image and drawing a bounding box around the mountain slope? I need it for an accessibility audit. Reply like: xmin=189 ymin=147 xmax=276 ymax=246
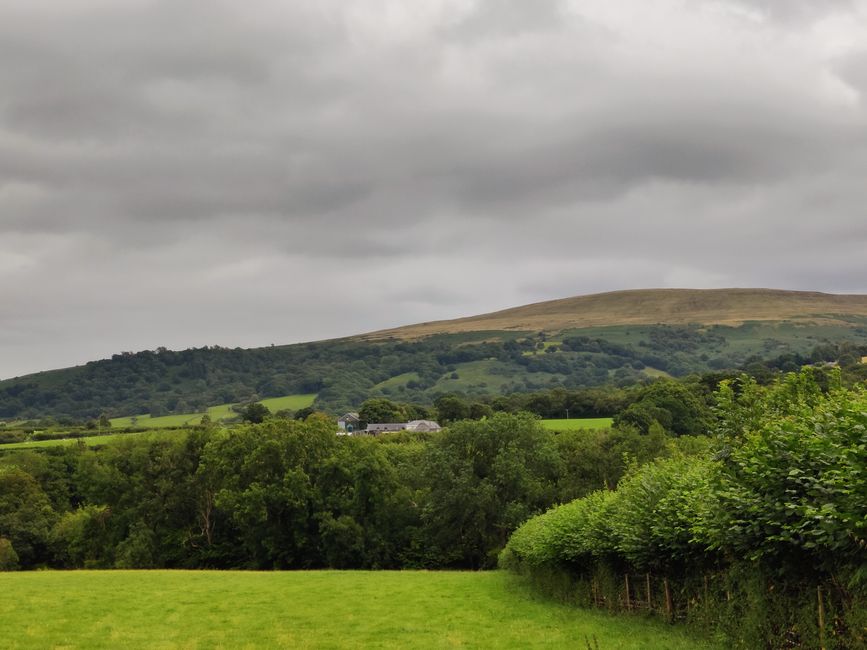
xmin=3 ymin=288 xmax=867 ymax=421
xmin=360 ymin=288 xmax=867 ymax=339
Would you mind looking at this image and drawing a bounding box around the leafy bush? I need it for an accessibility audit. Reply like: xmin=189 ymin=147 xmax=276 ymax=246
xmin=502 ymin=370 xmax=867 ymax=647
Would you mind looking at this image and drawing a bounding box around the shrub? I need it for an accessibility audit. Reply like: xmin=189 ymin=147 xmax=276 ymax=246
xmin=0 ymin=537 xmax=19 ymax=570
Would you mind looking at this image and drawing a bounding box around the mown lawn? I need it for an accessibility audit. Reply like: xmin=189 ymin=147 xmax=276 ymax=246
xmin=540 ymin=417 xmax=613 ymax=431
xmin=0 ymin=570 xmax=717 ymax=649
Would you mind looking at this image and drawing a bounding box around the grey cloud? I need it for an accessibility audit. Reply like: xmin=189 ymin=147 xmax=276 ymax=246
xmin=726 ymin=0 xmax=858 ymax=22
xmin=1 ymin=0 xmax=867 ymax=378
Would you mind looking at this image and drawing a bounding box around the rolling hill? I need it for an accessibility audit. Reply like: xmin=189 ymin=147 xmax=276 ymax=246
xmin=360 ymin=288 xmax=867 ymax=339
xmin=2 ymin=288 xmax=867 ymax=421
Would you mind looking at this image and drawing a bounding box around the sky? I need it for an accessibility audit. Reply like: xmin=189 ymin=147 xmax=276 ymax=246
xmin=2 ymin=0 xmax=867 ymax=379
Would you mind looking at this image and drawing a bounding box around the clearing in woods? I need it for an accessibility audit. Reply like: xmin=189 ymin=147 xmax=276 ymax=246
xmin=0 ymin=570 xmax=718 ymax=649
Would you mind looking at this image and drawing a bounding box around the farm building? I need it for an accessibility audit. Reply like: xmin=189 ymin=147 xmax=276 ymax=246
xmin=364 ymin=423 xmax=408 ymax=435
xmin=360 ymin=420 xmax=442 ymax=435
xmin=337 ymin=412 xmax=360 ymax=433
xmin=404 ymin=420 xmax=441 ymax=432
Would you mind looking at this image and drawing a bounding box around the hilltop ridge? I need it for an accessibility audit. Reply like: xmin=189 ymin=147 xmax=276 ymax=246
xmin=3 ymin=288 xmax=867 ymax=421
xmin=359 ymin=288 xmax=867 ymax=339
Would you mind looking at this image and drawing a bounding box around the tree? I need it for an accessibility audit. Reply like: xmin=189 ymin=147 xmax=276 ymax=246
xmin=614 ymin=380 xmax=712 ymax=436
xmin=0 ymin=537 xmax=18 ymax=570
xmin=419 ymin=413 xmax=562 ymax=568
xmin=433 ymin=395 xmax=470 ymax=424
xmin=240 ymin=403 xmax=270 ymax=424
xmin=358 ymin=398 xmax=403 ymax=425
xmin=0 ymin=467 xmax=57 ymax=567
xmin=49 ymin=505 xmax=113 ymax=568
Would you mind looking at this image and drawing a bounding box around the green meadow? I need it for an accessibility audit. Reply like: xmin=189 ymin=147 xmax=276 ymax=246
xmin=259 ymin=393 xmax=319 ymax=412
xmin=109 ymin=393 xmax=317 ymax=428
xmin=0 ymin=428 xmax=183 ymax=451
xmin=0 ymin=570 xmax=717 ymax=649
xmin=540 ymin=417 xmax=613 ymax=431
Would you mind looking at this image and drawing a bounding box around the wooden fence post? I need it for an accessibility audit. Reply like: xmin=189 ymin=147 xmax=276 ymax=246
xmin=625 ymin=573 xmax=631 ymax=611
xmin=664 ymin=577 xmax=673 ymax=622
xmin=818 ymin=585 xmax=826 ymax=650
xmin=646 ymin=573 xmax=652 ymax=613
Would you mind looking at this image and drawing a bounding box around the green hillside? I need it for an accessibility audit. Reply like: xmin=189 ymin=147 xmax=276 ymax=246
xmin=2 ymin=289 xmax=867 ymax=421
xmin=108 ymin=393 xmax=316 ymax=428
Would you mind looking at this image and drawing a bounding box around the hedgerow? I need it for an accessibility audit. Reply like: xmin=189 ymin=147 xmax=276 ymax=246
xmin=501 ymin=369 xmax=867 ymax=648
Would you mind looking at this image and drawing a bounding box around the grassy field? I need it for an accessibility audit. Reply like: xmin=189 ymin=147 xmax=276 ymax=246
xmin=432 ymin=359 xmax=553 ymax=394
xmin=0 ymin=570 xmax=718 ymax=649
xmin=108 ymin=412 xmax=203 ymax=428
xmin=0 ymin=429 xmax=182 ymax=451
xmin=259 ymin=393 xmax=317 ymax=412
xmin=540 ymin=417 xmax=613 ymax=431
xmin=110 ymin=393 xmax=317 ymax=428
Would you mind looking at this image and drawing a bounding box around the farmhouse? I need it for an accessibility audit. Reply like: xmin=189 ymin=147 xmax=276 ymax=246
xmin=337 ymin=412 xmax=360 ymax=433
xmin=364 ymin=423 xmax=408 ymax=435
xmin=357 ymin=419 xmax=442 ymax=436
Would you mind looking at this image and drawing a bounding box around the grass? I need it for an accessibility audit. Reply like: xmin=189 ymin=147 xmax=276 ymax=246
xmin=540 ymin=417 xmax=614 ymax=431
xmin=0 ymin=570 xmax=718 ymax=649
xmin=108 ymin=412 xmax=203 ymax=428
xmin=375 ymin=372 xmax=421 ymax=391
xmin=259 ymin=393 xmax=317 ymax=412
xmin=2 ymin=394 xmax=318 ymax=450
xmin=432 ymin=359 xmax=559 ymax=394
xmin=110 ymin=393 xmax=317 ymax=428
xmin=0 ymin=429 xmax=182 ymax=451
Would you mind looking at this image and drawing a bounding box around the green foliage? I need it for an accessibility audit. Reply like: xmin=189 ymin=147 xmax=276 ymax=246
xmin=502 ymin=369 xmax=867 ymax=647
xmin=239 ymin=402 xmax=271 ymax=424
xmin=0 ymin=467 xmax=56 ymax=566
xmin=610 ymin=457 xmax=716 ymax=571
xmin=708 ymin=374 xmax=867 ymax=568
xmin=0 ymin=537 xmax=19 ymax=570
xmin=358 ymin=397 xmax=404 ymax=424
xmin=419 ymin=413 xmax=562 ymax=568
xmin=614 ymin=379 xmax=713 ymax=436
xmin=432 ymin=394 xmax=470 ymax=423
xmin=5 ymin=317 xmax=863 ymax=422
xmin=0 ymin=410 xmax=686 ymax=573
xmin=50 ymin=505 xmax=113 ymax=568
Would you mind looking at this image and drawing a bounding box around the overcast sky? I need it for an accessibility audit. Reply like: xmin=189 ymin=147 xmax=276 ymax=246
xmin=2 ymin=0 xmax=867 ymax=378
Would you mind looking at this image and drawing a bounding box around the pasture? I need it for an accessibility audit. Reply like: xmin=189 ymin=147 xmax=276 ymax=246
xmin=0 ymin=570 xmax=717 ymax=649
xmin=540 ymin=417 xmax=613 ymax=431
xmin=109 ymin=393 xmax=317 ymax=428
xmin=0 ymin=428 xmax=183 ymax=451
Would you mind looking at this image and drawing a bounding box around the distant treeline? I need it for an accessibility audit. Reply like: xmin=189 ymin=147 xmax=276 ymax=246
xmin=0 ymin=411 xmax=707 ymax=573
xmin=2 ymin=325 xmax=865 ymax=421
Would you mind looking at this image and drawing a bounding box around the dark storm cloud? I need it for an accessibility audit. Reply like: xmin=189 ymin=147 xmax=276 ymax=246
xmin=1 ymin=0 xmax=866 ymax=378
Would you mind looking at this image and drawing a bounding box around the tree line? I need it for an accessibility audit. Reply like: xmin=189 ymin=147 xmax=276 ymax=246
xmin=0 ymin=413 xmax=705 ymax=572
xmin=3 ymin=323 xmax=864 ymax=421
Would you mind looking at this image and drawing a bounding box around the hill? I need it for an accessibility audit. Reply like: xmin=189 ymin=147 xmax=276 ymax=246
xmin=361 ymin=288 xmax=867 ymax=339
xmin=2 ymin=288 xmax=867 ymax=420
